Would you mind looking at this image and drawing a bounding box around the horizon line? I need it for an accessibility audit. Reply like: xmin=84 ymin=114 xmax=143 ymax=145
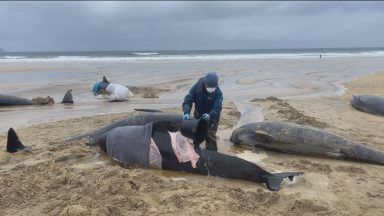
xmin=2 ymin=46 xmax=384 ymax=53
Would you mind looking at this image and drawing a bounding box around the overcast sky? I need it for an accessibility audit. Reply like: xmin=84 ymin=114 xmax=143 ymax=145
xmin=0 ymin=1 xmax=383 ymax=52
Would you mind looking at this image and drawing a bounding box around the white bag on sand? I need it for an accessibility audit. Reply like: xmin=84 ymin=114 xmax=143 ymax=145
xmin=104 ymin=83 xmax=134 ymax=101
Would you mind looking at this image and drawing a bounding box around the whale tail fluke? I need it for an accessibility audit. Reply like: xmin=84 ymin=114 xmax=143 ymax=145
xmin=7 ymin=128 xmax=31 ymax=153
xmin=265 ymin=172 xmax=303 ymax=191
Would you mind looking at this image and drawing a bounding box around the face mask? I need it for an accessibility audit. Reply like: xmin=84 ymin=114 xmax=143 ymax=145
xmin=206 ymin=87 xmax=216 ymax=93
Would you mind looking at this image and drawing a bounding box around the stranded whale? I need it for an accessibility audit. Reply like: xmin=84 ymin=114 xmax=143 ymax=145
xmin=0 ymin=90 xmax=73 ymax=106
xmin=350 ymin=95 xmax=384 ymax=116
xmin=66 ymin=112 xmax=303 ymax=191
xmin=230 ymin=121 xmax=384 ymax=165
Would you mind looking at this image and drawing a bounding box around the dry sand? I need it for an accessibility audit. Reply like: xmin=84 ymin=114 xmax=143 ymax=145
xmin=1 ymin=72 xmax=384 ymax=215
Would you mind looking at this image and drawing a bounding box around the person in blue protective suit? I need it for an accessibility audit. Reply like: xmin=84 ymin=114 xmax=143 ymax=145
xmin=92 ymin=76 xmax=134 ymax=101
xmin=182 ymin=72 xmax=223 ymax=151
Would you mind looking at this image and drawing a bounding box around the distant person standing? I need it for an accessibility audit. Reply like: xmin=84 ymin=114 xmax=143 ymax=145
xmin=182 ymin=72 xmax=223 ymax=151
xmin=92 ymin=76 xmax=134 ymax=101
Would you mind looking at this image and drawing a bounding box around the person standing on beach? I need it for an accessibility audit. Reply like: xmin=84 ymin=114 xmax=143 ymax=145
xmin=92 ymin=76 xmax=134 ymax=101
xmin=182 ymin=72 xmax=223 ymax=151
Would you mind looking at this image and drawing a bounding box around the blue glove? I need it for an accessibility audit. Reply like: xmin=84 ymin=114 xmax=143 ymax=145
xmin=183 ymin=114 xmax=190 ymax=120
xmin=202 ymin=113 xmax=210 ymax=122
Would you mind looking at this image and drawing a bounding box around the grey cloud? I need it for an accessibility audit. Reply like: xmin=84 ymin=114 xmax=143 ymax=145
xmin=0 ymin=1 xmax=383 ymax=51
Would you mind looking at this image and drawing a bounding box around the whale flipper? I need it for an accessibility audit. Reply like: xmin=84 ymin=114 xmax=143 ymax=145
xmin=6 ymin=128 xmax=30 ymax=153
xmin=265 ymin=172 xmax=303 ymax=191
xmin=61 ymin=90 xmax=74 ymax=104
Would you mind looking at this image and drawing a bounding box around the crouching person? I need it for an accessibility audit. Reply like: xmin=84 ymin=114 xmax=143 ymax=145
xmin=182 ymin=72 xmax=223 ymax=151
xmin=92 ymin=76 xmax=134 ymax=102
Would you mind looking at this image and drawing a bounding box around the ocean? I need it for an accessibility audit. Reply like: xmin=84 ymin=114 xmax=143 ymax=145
xmin=1 ymin=47 xmax=384 ymax=62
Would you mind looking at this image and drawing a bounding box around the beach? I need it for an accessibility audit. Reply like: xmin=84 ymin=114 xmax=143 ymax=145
xmin=1 ymin=56 xmax=384 ymax=215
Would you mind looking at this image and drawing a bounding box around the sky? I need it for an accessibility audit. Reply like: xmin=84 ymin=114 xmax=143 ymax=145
xmin=0 ymin=1 xmax=383 ymax=52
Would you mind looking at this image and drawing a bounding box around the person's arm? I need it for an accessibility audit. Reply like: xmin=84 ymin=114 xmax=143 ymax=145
xmin=208 ymin=88 xmax=223 ymax=119
xmin=182 ymin=83 xmax=197 ymax=115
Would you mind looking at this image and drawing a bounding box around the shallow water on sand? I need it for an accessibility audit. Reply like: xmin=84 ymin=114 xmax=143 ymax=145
xmin=1 ymin=57 xmax=384 ymax=133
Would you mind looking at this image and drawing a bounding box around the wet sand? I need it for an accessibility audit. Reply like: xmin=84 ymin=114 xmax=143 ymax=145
xmin=1 ymin=57 xmax=384 ymax=132
xmin=1 ymin=71 xmax=384 ymax=215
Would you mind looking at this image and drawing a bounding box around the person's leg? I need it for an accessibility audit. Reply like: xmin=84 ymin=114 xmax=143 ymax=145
xmin=191 ymin=111 xmax=203 ymax=149
xmin=205 ymin=116 xmax=219 ymax=151
xmin=193 ymin=110 xmax=201 ymax=119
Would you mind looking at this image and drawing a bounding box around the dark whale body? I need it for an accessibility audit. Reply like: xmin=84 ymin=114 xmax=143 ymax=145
xmin=0 ymin=94 xmax=34 ymax=106
xmin=0 ymin=90 xmax=72 ymax=106
xmin=67 ymin=112 xmax=303 ymax=191
xmin=350 ymin=95 xmax=384 ymax=116
xmin=65 ymin=112 xmax=183 ymax=146
xmin=230 ymin=121 xmax=384 ymax=165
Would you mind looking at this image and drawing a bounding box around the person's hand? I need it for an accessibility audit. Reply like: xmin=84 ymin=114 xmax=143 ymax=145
xmin=183 ymin=114 xmax=190 ymax=120
xmin=202 ymin=113 xmax=210 ymax=122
